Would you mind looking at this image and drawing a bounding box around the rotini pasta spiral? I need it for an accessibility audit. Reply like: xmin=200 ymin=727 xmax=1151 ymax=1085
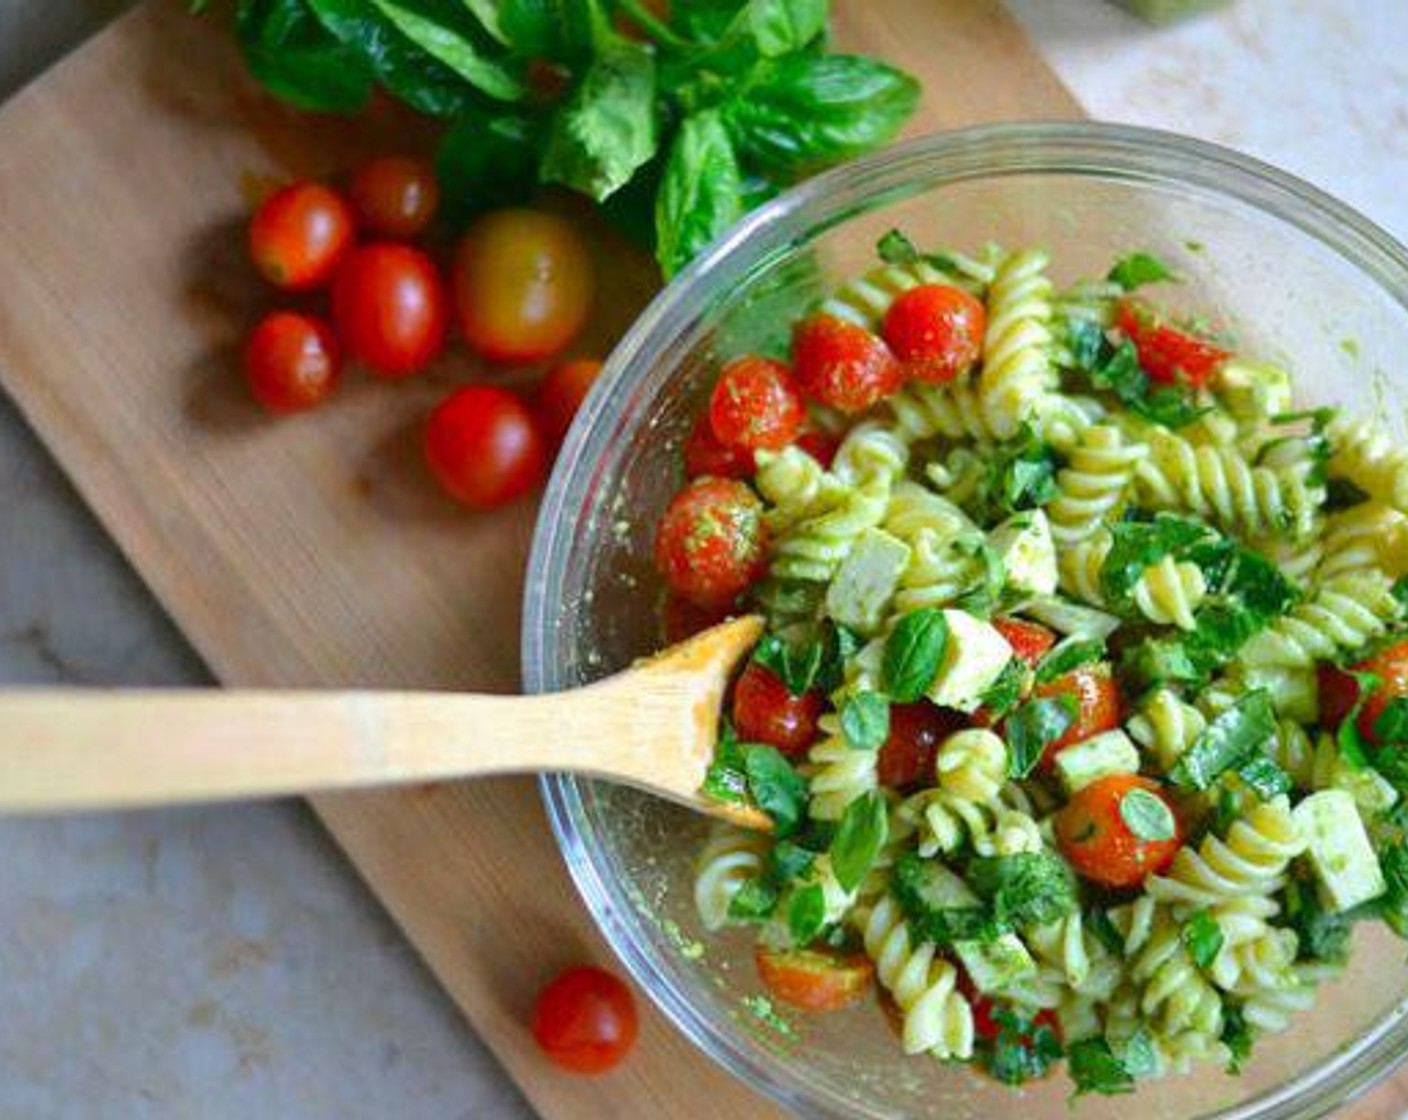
xmin=1057 ymin=535 xmax=1112 ymax=608
xmin=979 ymin=248 xmax=1059 ymax=441
xmin=1023 ymin=912 xmax=1122 ymax=998
xmin=883 ymin=482 xmax=989 ymax=611
xmin=1234 ymin=571 xmax=1403 ymax=671
xmin=1123 ymin=906 xmax=1225 ymax=1041
xmin=693 ymin=824 xmax=770 ymax=932
xmin=1326 ymin=413 xmax=1408 ymax=514
xmin=888 ymin=380 xmax=999 ymax=445
xmin=1046 ymin=425 xmax=1148 ymax=546
xmin=1239 ymin=967 xmax=1319 ymax=1033
xmin=1315 ymin=502 xmax=1406 ymax=584
xmin=1147 ymin=797 xmax=1305 ymax=908
xmin=1133 ymin=555 xmax=1208 ymax=630
xmin=898 ymin=787 xmax=1043 ymax=860
xmin=1127 ymin=688 xmax=1207 ymax=773
xmin=806 ymin=644 xmax=885 ymax=820
xmin=934 ymin=728 xmax=1008 ymax=803
xmin=831 ymin=421 xmax=910 ymax=488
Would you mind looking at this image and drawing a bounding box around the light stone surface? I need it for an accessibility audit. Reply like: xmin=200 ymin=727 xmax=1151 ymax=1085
xmin=0 ymin=0 xmax=1405 ymax=1116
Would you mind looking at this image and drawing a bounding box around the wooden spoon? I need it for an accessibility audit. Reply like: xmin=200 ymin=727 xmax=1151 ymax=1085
xmin=0 ymin=615 xmax=769 ymax=829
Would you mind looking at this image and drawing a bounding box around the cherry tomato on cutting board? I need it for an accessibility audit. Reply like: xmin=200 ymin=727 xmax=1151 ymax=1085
xmin=731 ymin=662 xmax=822 ymax=759
xmin=653 ymin=477 xmax=768 ymax=610
xmin=1114 ymin=298 xmax=1230 ymax=389
xmin=1055 ymin=774 xmax=1183 ymax=890
xmin=244 ymin=311 xmax=341 ymax=415
xmin=534 ymin=358 xmax=603 ymax=446
xmin=881 ymin=284 xmax=985 ymax=384
xmin=249 ymin=181 xmax=355 ymax=291
xmin=754 ymin=946 xmax=874 ymax=1012
xmin=708 ymin=355 xmax=806 ymax=452
xmin=454 ymin=209 xmax=594 ymax=364
xmin=424 ymin=386 xmax=546 ymax=509
xmin=877 ymin=701 xmax=968 ymax=790
xmin=348 ymin=155 xmax=439 ymax=239
xmin=331 ymin=243 xmax=448 ymax=378
xmin=1029 ymin=663 xmax=1121 ymax=771
xmin=684 ymin=412 xmax=756 ymax=480
xmin=791 ymin=313 xmax=904 ymax=414
xmin=1319 ymin=636 xmax=1408 ymax=745
xmin=531 ymin=965 xmax=638 ymax=1074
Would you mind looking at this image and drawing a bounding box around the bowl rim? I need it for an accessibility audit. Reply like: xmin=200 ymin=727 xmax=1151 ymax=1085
xmin=523 ymin=120 xmax=1408 ymax=1118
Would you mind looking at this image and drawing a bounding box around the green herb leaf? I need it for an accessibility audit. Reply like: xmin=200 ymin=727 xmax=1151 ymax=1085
xmin=1283 ymin=877 xmax=1355 ymax=963
xmin=1221 ymin=1005 xmax=1254 ymax=1074
xmin=1170 ymin=690 xmax=1276 ymax=791
xmin=1108 ymin=251 xmax=1174 ymax=290
xmin=840 ymin=692 xmax=890 ymax=750
xmin=1087 ymin=907 xmax=1124 ymax=956
xmin=1379 ymin=843 xmax=1408 ymax=941
xmin=753 ymin=632 xmax=825 ymax=696
xmin=1034 ymin=638 xmax=1106 ymax=685
xmin=744 ymin=744 xmax=808 ymax=837
xmin=882 ymin=609 xmax=949 ymax=703
xmin=702 ymin=720 xmax=749 ymax=804
xmin=978 ymin=658 xmax=1028 ymax=722
xmin=966 ymin=851 xmax=1078 ymax=931
xmin=654 ymin=109 xmax=745 ymax=278
xmin=1068 ymin=1038 xmax=1136 ymax=1097
xmin=877 ymin=228 xmax=920 ymax=265
xmin=1375 ymin=697 xmax=1408 ymax=745
xmin=770 ymin=839 xmax=817 ymax=882
xmin=982 ymin=1007 xmax=1065 ymax=1086
xmin=973 ymin=427 xmax=1059 ymax=522
xmin=1090 ymin=337 xmax=1205 ymax=429
xmin=829 ymin=790 xmax=889 ymax=892
xmin=786 ymin=882 xmax=827 ymax=945
xmin=1181 ymin=909 xmax=1225 ymax=969
xmin=238 ymin=0 xmax=377 ymax=113
xmin=1004 ymin=696 xmax=1075 ymax=780
xmin=891 ymin=854 xmax=992 ymax=945
xmin=746 ymin=0 xmax=827 ymax=56
xmin=541 ymin=41 xmax=657 ymax=201
xmin=436 ymin=113 xmax=539 ymax=216
xmin=1113 ymin=1028 xmax=1158 ymax=1080
xmin=727 ymin=875 xmax=780 ymax=920
xmin=1236 ymin=753 xmax=1293 ymax=799
xmin=1120 ymin=787 xmax=1176 ymax=841
xmin=366 ymin=0 xmax=526 ymax=102
xmin=1100 ymin=514 xmax=1212 ymax=609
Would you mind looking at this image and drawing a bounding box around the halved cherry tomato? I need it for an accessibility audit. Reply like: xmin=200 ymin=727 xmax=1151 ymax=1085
xmin=661 ymin=594 xmax=730 ymax=645
xmin=683 ymin=413 xmax=755 ymax=479
xmin=249 ymin=181 xmax=354 ymax=291
xmin=455 ymin=209 xmax=593 ymax=364
xmin=348 ymin=155 xmax=439 ymax=239
xmin=244 ymin=311 xmax=341 ymax=414
xmin=991 ymin=618 xmax=1057 ymax=670
xmin=877 ymin=701 xmax=968 ymax=789
xmin=791 ymin=314 xmax=904 ymax=414
xmin=1056 ymin=774 xmax=1183 ymax=889
xmin=708 ymin=355 xmax=805 ymax=452
xmin=534 ymin=358 xmax=604 ymax=446
xmin=795 ymin=430 xmax=839 ymax=468
xmin=881 ymin=284 xmax=985 ymax=384
xmin=732 ymin=662 xmax=822 ymax=758
xmin=754 ymin=946 xmax=874 ymax=1012
xmin=654 ymin=477 xmax=768 ymax=610
xmin=1114 ymin=299 xmax=1230 ymax=389
xmin=1319 ymin=637 xmax=1408 ymax=745
xmin=531 ymin=965 xmax=638 ymax=1074
xmin=425 ymin=386 xmax=546 ymax=508
xmin=1030 ymin=664 xmax=1121 ymax=770
xmin=331 ymin=243 xmax=448 ymax=378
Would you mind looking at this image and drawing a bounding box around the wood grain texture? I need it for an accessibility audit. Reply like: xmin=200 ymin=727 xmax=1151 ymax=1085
xmin=4 ymin=1 xmax=1401 ymax=1116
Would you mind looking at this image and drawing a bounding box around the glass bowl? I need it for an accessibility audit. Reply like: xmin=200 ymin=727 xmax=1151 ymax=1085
xmin=523 ymin=122 xmax=1408 ymax=1118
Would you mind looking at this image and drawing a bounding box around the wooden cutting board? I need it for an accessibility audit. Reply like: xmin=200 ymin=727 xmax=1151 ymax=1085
xmin=0 ymin=1 xmax=1401 ymax=1116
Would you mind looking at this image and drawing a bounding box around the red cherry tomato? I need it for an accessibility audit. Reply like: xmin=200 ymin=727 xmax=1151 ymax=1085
xmin=1030 ymin=664 xmax=1122 ymax=770
xmin=881 ymin=284 xmax=985 ymax=384
xmin=991 ymin=618 xmax=1057 ymax=670
xmin=732 ymin=662 xmax=822 ymax=758
xmin=791 ymin=314 xmax=904 ymax=414
xmin=244 ymin=311 xmax=341 ymax=414
xmin=348 ymin=155 xmax=439 ymax=239
xmin=795 ymin=429 xmax=839 ymax=468
xmin=534 ymin=358 xmax=604 ymax=446
xmin=708 ymin=355 xmax=806 ymax=452
xmin=1319 ymin=637 xmax=1408 ymax=744
xmin=249 ymin=181 xmax=354 ymax=291
xmin=454 ymin=209 xmax=593 ymax=363
xmin=331 ymin=243 xmax=448 ymax=378
xmin=1114 ymin=299 xmax=1230 ymax=388
xmin=968 ymin=991 xmax=1062 ymax=1048
xmin=754 ymin=947 xmax=874 ymax=1012
xmin=1056 ymin=774 xmax=1183 ymax=889
xmin=654 ymin=478 xmax=768 ymax=610
xmin=683 ymin=412 xmax=755 ymax=480
xmin=877 ymin=701 xmax=968 ymax=789
xmin=661 ymin=594 xmax=731 ymax=645
xmin=531 ymin=965 xmax=638 ymax=1074
xmin=425 ymin=386 xmax=546 ymax=509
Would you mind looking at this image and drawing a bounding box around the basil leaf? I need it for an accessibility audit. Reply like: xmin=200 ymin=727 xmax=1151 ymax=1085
xmin=983 ymin=1007 xmax=1064 ymax=1086
xmin=655 ymin=110 xmax=744 ymax=278
xmin=496 ymin=0 xmax=604 ymax=59
xmin=1113 ymin=1027 xmax=1158 ymax=1081
xmin=1221 ymin=1006 xmax=1254 ymax=1074
xmin=1119 ymin=787 xmax=1176 ymax=841
xmin=366 ymin=0 xmax=526 ymax=102
xmin=1090 ymin=337 xmax=1205 ymax=430
xmin=1393 ymin=575 xmax=1408 ymax=614
xmin=1236 ymin=754 xmax=1293 ymax=800
xmin=1004 ymin=696 xmax=1075 ymax=780
xmin=840 ymin=692 xmax=890 ymax=751
xmin=892 ymin=854 xmax=992 ymax=945
xmin=1068 ymin=1038 xmax=1136 ymax=1097
xmin=829 ymin=790 xmax=888 ymax=892
xmin=786 ymin=882 xmax=827 ymax=945
xmin=238 ymin=0 xmax=376 ymax=113
xmin=769 ymin=838 xmax=817 ymax=881
xmin=702 ymin=720 xmax=749 ymax=804
xmin=727 ymin=875 xmax=780 ymax=920
xmin=967 ymin=851 xmax=1078 ymax=931
xmin=744 ymin=744 xmax=808 ymax=837
xmin=877 ymin=228 xmax=920 ymax=265
xmin=1181 ymin=909 xmax=1225 ymax=969
xmin=1379 ymin=844 xmax=1408 ymax=941
xmin=978 ymin=658 xmax=1027 ymax=722
xmin=752 ymin=632 xmax=824 ymax=696
xmin=724 ymin=54 xmax=919 ymax=177
xmin=1375 ymin=697 xmax=1408 ymax=745
xmin=1284 ymin=877 xmax=1355 ymax=963
xmin=882 ymin=609 xmax=949 ymax=703
xmin=436 ymin=113 xmax=539 ymax=217
xmin=746 ymin=0 xmax=827 ymax=56
xmin=1170 ymin=690 xmax=1276 ymax=791
xmin=973 ymin=427 xmax=1058 ymax=522
xmin=1087 ymin=906 xmax=1124 ymax=956
xmin=1034 ymin=638 xmax=1106 ymax=685
xmin=1100 ymin=514 xmax=1211 ymax=609
xmin=541 ymin=41 xmax=658 ymax=201
xmin=1108 ymin=251 xmax=1175 ymax=290
xmin=1065 ymin=318 xmax=1106 ymax=372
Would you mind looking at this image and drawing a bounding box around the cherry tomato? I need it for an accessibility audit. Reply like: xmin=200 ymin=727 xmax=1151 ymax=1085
xmin=1319 ymin=637 xmax=1408 ymax=744
xmin=708 ymin=355 xmax=805 ymax=452
xmin=1030 ymin=664 xmax=1122 ymax=769
xmin=661 ymin=594 xmax=731 ymax=645
xmin=991 ymin=618 xmax=1057 ymax=670
xmin=877 ymin=701 xmax=967 ymax=789
xmin=531 ymin=965 xmax=638 ymax=1074
xmin=881 ymin=284 xmax=985 ymax=384
xmin=1115 ymin=299 xmax=1230 ymax=389
xmin=244 ymin=311 xmax=341 ymax=414
xmin=455 ymin=209 xmax=593 ymax=363
xmin=732 ymin=662 xmax=822 ymax=758
xmin=249 ymin=181 xmax=355 ymax=291
xmin=331 ymin=243 xmax=448 ymax=378
xmin=425 ymin=386 xmax=546 ymax=508
xmin=684 ymin=412 xmax=755 ymax=480
xmin=654 ymin=478 xmax=768 ymax=610
xmin=348 ymin=155 xmax=439 ymax=239
xmin=1056 ymin=774 xmax=1183 ymax=889
xmin=791 ymin=314 xmax=904 ymax=414
xmin=535 ymin=358 xmax=604 ymax=446
xmin=754 ymin=946 xmax=874 ymax=1012
xmin=795 ymin=430 xmax=839 ymax=468
xmin=967 ymin=990 xmax=1062 ymax=1048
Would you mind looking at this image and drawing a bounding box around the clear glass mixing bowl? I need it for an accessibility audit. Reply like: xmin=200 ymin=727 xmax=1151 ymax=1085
xmin=523 ymin=122 xmax=1408 ymax=1118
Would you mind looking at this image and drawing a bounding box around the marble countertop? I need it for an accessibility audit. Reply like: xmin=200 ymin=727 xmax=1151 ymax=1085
xmin=1 ymin=0 xmax=1406 ymax=1116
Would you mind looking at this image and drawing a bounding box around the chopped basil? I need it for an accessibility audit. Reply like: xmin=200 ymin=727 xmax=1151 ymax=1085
xmin=1005 ymin=696 xmax=1076 ymax=780
xmin=770 ymin=840 xmax=818 ymax=883
xmin=1379 ymin=844 xmax=1408 ymax=942
xmin=1236 ymin=754 xmax=1293 ymax=799
xmin=786 ymin=882 xmax=827 ymax=946
xmin=752 ymin=633 xmax=824 ymax=696
xmin=840 ymin=692 xmax=890 ymax=750
xmin=703 ymin=720 xmax=749 ymax=805
xmin=1212 ymin=786 xmax=1240 ymax=835
xmin=743 ymin=744 xmax=808 ymax=837
xmin=1119 ymin=787 xmax=1176 ymax=842
xmin=829 ymin=791 xmax=888 ymax=892
xmin=1087 ymin=906 xmax=1125 ymax=956
xmin=979 ymin=658 xmax=1028 ymax=722
xmin=972 ymin=426 xmax=1059 ymax=522
xmin=1090 ymin=338 xmax=1206 ymax=430
xmin=874 ymin=228 xmax=959 ymax=273
xmin=1101 ymin=514 xmax=1212 ymax=610
xmin=1033 ymin=637 xmax=1106 ymax=685
xmin=882 ymin=608 xmax=949 ymax=703
xmin=967 ymin=851 xmax=1078 ymax=931
xmin=1108 ymin=251 xmax=1175 ymax=291
xmin=1374 ymin=697 xmax=1408 ymax=745
xmin=1066 ymin=318 xmax=1106 ymax=371
xmin=1170 ymin=690 xmax=1276 ymax=791
xmin=1068 ymin=1038 xmax=1136 ymax=1097
xmin=981 ymin=1007 xmax=1064 ymax=1086
xmin=1112 ymin=1027 xmax=1158 ymax=1080
xmin=952 ymin=541 xmax=1007 ymax=619
xmin=891 ymin=854 xmax=990 ymax=945
xmin=1221 ymin=1006 xmax=1254 ymax=1074
xmin=1283 ymin=877 xmax=1355 ymax=963
xmin=727 ymin=877 xmax=780 ymax=921
xmin=1181 ymin=909 xmax=1225 ymax=969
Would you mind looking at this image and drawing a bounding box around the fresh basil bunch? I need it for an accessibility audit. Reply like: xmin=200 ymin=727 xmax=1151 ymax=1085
xmin=221 ymin=0 xmax=921 ymax=276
